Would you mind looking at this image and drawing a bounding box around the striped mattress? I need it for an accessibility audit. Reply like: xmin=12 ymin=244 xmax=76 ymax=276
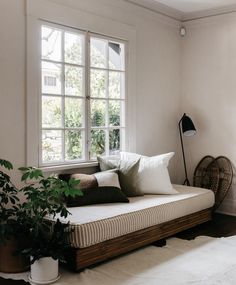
xmin=52 ymin=184 xmax=214 ymax=248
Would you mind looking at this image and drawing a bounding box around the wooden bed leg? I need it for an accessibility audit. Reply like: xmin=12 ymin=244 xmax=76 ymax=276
xmin=152 ymin=239 xmax=166 ymax=247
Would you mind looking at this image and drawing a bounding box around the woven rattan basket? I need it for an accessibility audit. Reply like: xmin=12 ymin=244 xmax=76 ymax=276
xmin=193 ymin=156 xmax=215 ymax=188
xmin=214 ymin=156 xmax=233 ymax=209
xmin=193 ymin=155 xmax=233 ymax=210
xmin=201 ymin=159 xmax=220 ymax=194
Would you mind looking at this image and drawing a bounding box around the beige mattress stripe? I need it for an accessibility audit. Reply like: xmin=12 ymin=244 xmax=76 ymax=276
xmin=66 ymin=185 xmax=214 ymax=248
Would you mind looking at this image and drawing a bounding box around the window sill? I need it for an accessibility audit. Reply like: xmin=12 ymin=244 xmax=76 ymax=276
xmin=40 ymin=161 xmax=98 ymax=173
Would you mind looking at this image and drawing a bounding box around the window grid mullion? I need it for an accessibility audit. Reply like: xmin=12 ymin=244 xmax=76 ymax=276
xmin=42 ymin=93 xmax=86 ymax=100
xmin=61 ymin=30 xmax=66 ymax=162
xmin=85 ymin=32 xmax=90 ymax=161
xmin=105 ymin=39 xmax=110 ymax=156
xmin=39 ymin=37 xmax=43 ymax=166
xmin=42 ymin=127 xmax=86 ymax=131
xmin=90 ymin=66 xmax=125 ymax=73
xmin=41 ymin=58 xmax=85 ymax=69
xmin=91 ymin=127 xmax=124 ymax=130
xmin=90 ymin=96 xmax=125 ymax=101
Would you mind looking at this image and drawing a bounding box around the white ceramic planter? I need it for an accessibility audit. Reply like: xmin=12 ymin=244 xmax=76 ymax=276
xmin=30 ymin=257 xmax=60 ymax=284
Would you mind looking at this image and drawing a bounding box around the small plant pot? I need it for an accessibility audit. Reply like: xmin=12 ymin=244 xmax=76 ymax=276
xmin=30 ymin=257 xmax=60 ymax=284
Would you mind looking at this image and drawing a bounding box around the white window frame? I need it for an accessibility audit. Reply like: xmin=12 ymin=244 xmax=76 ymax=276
xmin=26 ymin=0 xmax=137 ymax=171
xmin=88 ymin=32 xmax=127 ymax=161
xmin=39 ymin=22 xmax=88 ymax=166
xmin=39 ymin=22 xmax=127 ymax=167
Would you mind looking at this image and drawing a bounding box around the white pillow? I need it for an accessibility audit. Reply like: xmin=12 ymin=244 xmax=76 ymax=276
xmin=120 ymin=152 xmax=178 ymax=195
xmin=94 ymin=172 xmax=121 ymax=189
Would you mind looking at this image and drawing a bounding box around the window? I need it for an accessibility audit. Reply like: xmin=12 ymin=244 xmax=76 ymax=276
xmin=40 ymin=24 xmax=126 ymax=166
xmin=44 ymin=76 xmax=57 ymax=87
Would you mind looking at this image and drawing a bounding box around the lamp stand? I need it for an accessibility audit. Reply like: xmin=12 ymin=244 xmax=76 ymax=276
xmin=179 ymin=115 xmax=190 ymax=186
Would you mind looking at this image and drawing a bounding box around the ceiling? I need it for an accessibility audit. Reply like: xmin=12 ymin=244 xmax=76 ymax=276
xmin=152 ymin=0 xmax=236 ymax=13
xmin=126 ymin=0 xmax=236 ymax=20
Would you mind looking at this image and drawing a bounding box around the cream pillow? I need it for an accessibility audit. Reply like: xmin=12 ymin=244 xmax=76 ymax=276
xmin=120 ymin=152 xmax=178 ymax=195
xmin=94 ymin=172 xmax=121 ymax=189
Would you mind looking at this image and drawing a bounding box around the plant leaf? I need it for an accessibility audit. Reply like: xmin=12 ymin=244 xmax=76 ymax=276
xmin=21 ymin=172 xmax=29 ymax=181
xmin=0 ymin=159 xmax=13 ymax=170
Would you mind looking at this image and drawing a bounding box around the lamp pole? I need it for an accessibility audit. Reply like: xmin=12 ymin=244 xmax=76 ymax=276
xmin=179 ymin=114 xmax=190 ymax=186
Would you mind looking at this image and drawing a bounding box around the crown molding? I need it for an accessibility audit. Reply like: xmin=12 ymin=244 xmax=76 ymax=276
xmin=125 ymin=0 xmax=236 ymax=22
xmin=182 ymin=4 xmax=236 ymax=22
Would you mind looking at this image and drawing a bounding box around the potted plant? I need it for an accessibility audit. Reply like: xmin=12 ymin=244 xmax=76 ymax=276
xmin=18 ymin=166 xmax=82 ymax=284
xmin=26 ymin=220 xmax=71 ymax=284
xmin=0 ymin=159 xmax=82 ymax=281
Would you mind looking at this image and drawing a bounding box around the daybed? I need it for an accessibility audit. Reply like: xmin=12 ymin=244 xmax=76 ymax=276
xmin=58 ymin=184 xmax=214 ymax=271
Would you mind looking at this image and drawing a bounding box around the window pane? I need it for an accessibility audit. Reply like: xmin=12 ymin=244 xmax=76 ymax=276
xmin=109 ymin=129 xmax=120 ymax=155
xmin=42 ymin=96 xmax=62 ymax=128
xmin=65 ymin=32 xmax=84 ymax=65
xmin=90 ymin=129 xmax=106 ymax=158
xmin=42 ymin=26 xmax=62 ymax=61
xmin=42 ymin=61 xmax=62 ymax=94
xmin=90 ymin=69 xmax=107 ymax=98
xmin=65 ymin=65 xmax=83 ymax=96
xmin=91 ymin=100 xmax=106 ymax=127
xmin=65 ymin=130 xmax=83 ymax=160
xmin=90 ymin=38 xmax=107 ymax=68
xmin=109 ymin=42 xmax=125 ymax=70
xmin=42 ymin=130 xmax=62 ymax=162
xmin=65 ymin=98 xmax=83 ymax=128
xmin=109 ymin=100 xmax=120 ymax=127
xmin=109 ymin=71 xmax=124 ymax=99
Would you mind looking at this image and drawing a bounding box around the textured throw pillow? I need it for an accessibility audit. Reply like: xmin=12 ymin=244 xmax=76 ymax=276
xmin=59 ymin=171 xmax=120 ymax=189
xmin=66 ymin=186 xmax=129 ymax=207
xmin=118 ymin=159 xmax=142 ymax=197
xmin=70 ymin=173 xmax=98 ymax=189
xmin=97 ymin=155 xmax=120 ymax=171
xmin=97 ymin=156 xmax=142 ymax=197
xmin=120 ymin=152 xmax=178 ymax=195
xmin=59 ymin=173 xmax=98 ymax=189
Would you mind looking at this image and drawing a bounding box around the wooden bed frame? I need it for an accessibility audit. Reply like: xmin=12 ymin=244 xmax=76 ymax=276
xmin=65 ymin=208 xmax=213 ymax=271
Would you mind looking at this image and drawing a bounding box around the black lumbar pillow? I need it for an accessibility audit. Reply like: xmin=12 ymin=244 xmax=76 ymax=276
xmin=66 ymin=186 xmax=129 ymax=207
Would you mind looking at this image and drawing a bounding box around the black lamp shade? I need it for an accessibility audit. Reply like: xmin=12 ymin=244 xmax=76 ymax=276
xmin=181 ymin=115 xmax=196 ymax=137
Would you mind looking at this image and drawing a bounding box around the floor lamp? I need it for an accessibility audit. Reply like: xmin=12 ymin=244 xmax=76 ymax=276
xmin=178 ymin=113 xmax=197 ymax=186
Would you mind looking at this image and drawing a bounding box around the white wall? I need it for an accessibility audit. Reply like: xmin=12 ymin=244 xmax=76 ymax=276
xmin=2 ymin=0 xmax=235 ymax=214
xmin=0 ymin=0 xmax=26 ymax=186
xmin=182 ymin=14 xmax=236 ymax=215
xmin=0 ymin=0 xmax=182 ymax=183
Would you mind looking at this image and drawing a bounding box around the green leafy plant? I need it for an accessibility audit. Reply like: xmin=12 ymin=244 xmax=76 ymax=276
xmin=0 ymin=159 xmax=21 ymax=245
xmin=19 ymin=166 xmax=81 ymax=221
xmin=18 ymin=166 xmax=82 ymax=264
xmin=21 ymin=219 xmax=71 ymax=264
xmin=0 ymin=159 xmax=83 ymax=264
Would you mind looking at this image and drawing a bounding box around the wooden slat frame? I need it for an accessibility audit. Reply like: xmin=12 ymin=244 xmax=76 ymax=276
xmin=65 ymin=208 xmax=212 ymax=271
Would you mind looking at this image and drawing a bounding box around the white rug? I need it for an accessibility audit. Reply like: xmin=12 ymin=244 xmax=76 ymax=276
xmin=2 ymin=235 xmax=236 ymax=285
